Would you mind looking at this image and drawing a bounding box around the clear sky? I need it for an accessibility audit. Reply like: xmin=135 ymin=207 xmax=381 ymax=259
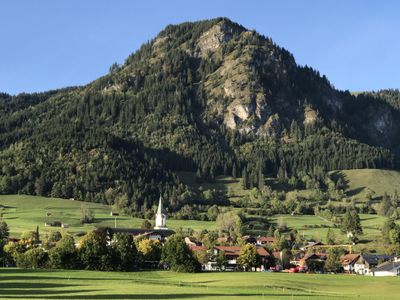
xmin=1 ymin=0 xmax=399 ymax=95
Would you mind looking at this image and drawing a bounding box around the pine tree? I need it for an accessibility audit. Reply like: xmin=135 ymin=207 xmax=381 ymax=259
xmin=232 ymin=163 xmax=237 ymax=179
xmin=326 ymin=228 xmax=336 ymax=244
xmin=258 ymin=168 xmax=264 ymax=191
xmin=241 ymin=167 xmax=248 ymax=190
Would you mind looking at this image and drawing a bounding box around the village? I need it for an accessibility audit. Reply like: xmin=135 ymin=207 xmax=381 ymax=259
xmin=3 ymin=196 xmax=399 ymax=277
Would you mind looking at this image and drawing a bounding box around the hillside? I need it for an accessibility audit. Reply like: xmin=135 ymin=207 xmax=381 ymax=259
xmin=332 ymin=169 xmax=400 ymax=199
xmin=1 ymin=18 xmax=399 ymax=214
xmin=0 ymin=195 xmax=215 ymax=238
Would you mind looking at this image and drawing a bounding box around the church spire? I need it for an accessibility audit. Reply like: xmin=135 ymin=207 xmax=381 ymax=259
xmin=154 ymin=194 xmax=167 ymax=230
xmin=157 ymin=194 xmax=163 ymax=215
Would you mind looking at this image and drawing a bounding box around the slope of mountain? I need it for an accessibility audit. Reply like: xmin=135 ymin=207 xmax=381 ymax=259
xmin=0 ymin=18 xmax=399 ymax=213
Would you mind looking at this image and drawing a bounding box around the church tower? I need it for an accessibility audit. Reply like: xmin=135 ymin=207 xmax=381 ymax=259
xmin=154 ymin=195 xmax=167 ymax=230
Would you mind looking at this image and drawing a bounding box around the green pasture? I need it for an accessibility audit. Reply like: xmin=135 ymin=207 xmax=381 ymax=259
xmin=0 ymin=195 xmax=215 ymax=238
xmin=0 ymin=268 xmax=399 ymax=299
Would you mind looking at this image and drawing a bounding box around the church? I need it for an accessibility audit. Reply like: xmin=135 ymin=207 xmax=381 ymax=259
xmin=106 ymin=195 xmax=175 ymax=241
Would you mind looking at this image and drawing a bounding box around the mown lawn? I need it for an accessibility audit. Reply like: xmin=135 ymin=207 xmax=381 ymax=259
xmin=0 ymin=195 xmax=215 ymax=238
xmin=0 ymin=268 xmax=399 ymax=299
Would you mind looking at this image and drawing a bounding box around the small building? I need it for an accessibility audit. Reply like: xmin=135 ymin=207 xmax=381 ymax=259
xmin=340 ymin=253 xmax=360 ymax=273
xmin=191 ymin=245 xmax=271 ymax=271
xmin=291 ymin=252 xmax=327 ymax=272
xmin=354 ymin=254 xmax=394 ymax=275
xmin=371 ymin=260 xmax=400 ymax=276
xmin=256 ymin=236 xmax=275 ymax=246
xmin=110 ymin=212 xmax=119 ymax=216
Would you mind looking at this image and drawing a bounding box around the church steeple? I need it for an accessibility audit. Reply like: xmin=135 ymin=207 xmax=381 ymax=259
xmin=154 ymin=194 xmax=167 ymax=230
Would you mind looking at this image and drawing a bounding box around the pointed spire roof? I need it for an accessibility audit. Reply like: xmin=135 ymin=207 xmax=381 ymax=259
xmin=157 ymin=194 xmax=164 ymax=215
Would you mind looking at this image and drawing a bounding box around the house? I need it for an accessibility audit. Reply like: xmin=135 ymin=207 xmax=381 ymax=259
xmin=371 ymin=260 xmax=400 ymax=276
xmin=291 ymin=252 xmax=326 ymax=272
xmin=190 ymin=245 xmax=271 ymax=271
xmin=256 ymin=236 xmax=292 ymax=246
xmin=256 ymin=236 xmax=275 ymax=246
xmin=354 ymin=254 xmax=394 ymax=275
xmin=340 ymin=253 xmax=360 ymax=273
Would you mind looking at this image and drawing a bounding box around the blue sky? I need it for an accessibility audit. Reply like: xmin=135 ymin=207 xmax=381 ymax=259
xmin=1 ymin=0 xmax=399 ymax=95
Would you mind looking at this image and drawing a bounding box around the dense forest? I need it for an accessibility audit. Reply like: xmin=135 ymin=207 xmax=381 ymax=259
xmin=1 ymin=18 xmax=399 ymax=215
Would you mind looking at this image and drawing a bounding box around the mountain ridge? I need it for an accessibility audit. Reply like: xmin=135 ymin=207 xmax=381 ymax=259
xmin=0 ymin=18 xmax=399 ymax=214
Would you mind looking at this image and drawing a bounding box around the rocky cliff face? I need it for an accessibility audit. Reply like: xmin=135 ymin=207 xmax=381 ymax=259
xmin=104 ymin=18 xmax=400 ymax=151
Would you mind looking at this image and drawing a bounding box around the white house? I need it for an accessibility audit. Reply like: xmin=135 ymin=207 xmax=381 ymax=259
xmin=371 ymin=260 xmax=400 ymax=276
xmin=354 ymin=254 xmax=394 ymax=275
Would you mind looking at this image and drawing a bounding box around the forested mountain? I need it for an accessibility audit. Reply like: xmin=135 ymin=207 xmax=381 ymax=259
xmin=1 ymin=18 xmax=399 ymax=214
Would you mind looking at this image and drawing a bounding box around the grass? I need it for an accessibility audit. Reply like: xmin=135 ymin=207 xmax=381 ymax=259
xmin=0 ymin=195 xmax=215 ymax=238
xmin=0 ymin=268 xmax=399 ymax=299
xmin=270 ymin=214 xmax=397 ymax=252
xmin=331 ymin=169 xmax=400 ymax=199
xmin=1 ymin=168 xmax=399 ymax=246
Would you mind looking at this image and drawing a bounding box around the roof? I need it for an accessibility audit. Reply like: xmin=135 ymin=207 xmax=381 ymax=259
xmin=190 ymin=245 xmax=207 ymax=251
xmin=372 ymin=261 xmax=400 ymax=272
xmin=157 ymin=195 xmax=165 ymax=215
xmin=302 ymin=242 xmax=324 ymax=249
xmin=359 ymin=254 xmax=394 ymax=266
xmin=257 ymin=236 xmax=275 ymax=243
xmin=214 ymin=246 xmax=270 ymax=257
xmin=256 ymin=247 xmax=270 ymax=257
xmin=272 ymin=251 xmax=281 ymax=259
xmin=303 ymin=253 xmax=327 ymax=261
xmin=340 ymin=254 xmax=360 ymax=266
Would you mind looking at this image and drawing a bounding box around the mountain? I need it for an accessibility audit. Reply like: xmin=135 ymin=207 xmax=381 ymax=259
xmin=0 ymin=18 xmax=399 ymax=215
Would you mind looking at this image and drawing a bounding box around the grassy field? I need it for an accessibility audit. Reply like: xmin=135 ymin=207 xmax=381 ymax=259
xmin=331 ymin=169 xmax=400 ymax=199
xmin=1 ymin=168 xmax=399 ymax=244
xmin=0 ymin=268 xmax=399 ymax=299
xmin=180 ymin=169 xmax=400 ymax=202
xmin=270 ymin=213 xmax=396 ymax=251
xmin=0 ymin=195 xmax=216 ymax=238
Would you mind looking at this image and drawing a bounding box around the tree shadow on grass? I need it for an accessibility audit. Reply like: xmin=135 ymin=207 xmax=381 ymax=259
xmin=13 ymin=293 xmax=331 ymax=299
xmin=345 ymin=187 xmax=365 ymax=197
xmin=0 ymin=282 xmax=79 ymax=289
xmin=0 ymin=282 xmax=99 ymax=297
xmin=0 ymin=289 xmax=99 ymax=296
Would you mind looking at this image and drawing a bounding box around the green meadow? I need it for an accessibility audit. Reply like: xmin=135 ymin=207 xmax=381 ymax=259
xmin=0 ymin=268 xmax=399 ymax=299
xmin=337 ymin=169 xmax=400 ymax=199
xmin=0 ymin=195 xmax=215 ymax=238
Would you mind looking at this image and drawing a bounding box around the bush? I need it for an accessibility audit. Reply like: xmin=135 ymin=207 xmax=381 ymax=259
xmin=16 ymin=248 xmax=47 ymax=269
xmin=49 ymin=234 xmax=77 ymax=269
